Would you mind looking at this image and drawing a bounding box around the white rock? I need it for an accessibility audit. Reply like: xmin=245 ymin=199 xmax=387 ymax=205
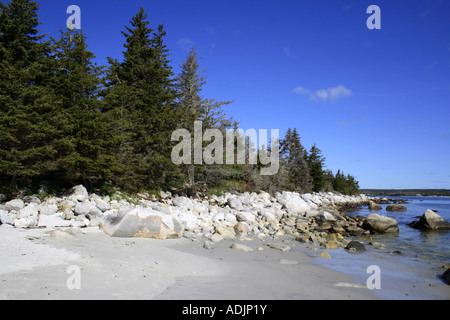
xmin=177 ymin=210 xmax=199 ymax=232
xmin=74 ymin=202 xmax=93 ymax=216
xmin=173 ymin=196 xmax=194 ymax=211
xmin=279 ymin=192 xmax=309 ymax=215
xmin=66 ymin=185 xmax=89 ymax=202
xmin=18 ymin=203 xmax=39 ymax=219
xmin=236 ymin=211 xmax=256 ymax=223
xmin=319 ymin=211 xmax=336 ymax=222
xmin=14 ymin=217 xmax=36 ymax=229
xmin=5 ymin=199 xmax=24 ymax=211
xmin=209 ymin=233 xmax=224 ymax=243
xmin=39 ymin=204 xmax=58 ymax=216
xmin=38 ymin=213 xmax=72 ymax=228
xmin=0 ymin=209 xmax=16 ymax=225
xmin=231 ymin=243 xmax=253 ymax=252
xmin=95 ymin=199 xmax=110 ymax=212
xmin=224 ymin=212 xmax=237 ymax=224
xmin=101 ymin=207 xmax=184 ymax=239
xmin=227 ymin=197 xmax=243 ymax=211
xmin=58 ymin=199 xmax=76 ymax=214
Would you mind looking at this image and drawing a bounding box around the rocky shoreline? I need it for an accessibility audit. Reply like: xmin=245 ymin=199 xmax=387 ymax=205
xmin=1 ymin=185 xmax=449 ymax=298
xmin=1 ymin=185 xmax=449 ymax=245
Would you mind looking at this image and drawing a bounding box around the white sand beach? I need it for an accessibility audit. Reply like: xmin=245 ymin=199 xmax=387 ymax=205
xmin=0 ymin=224 xmax=448 ymax=300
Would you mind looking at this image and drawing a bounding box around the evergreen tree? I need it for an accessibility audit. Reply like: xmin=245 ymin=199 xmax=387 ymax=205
xmin=279 ymin=128 xmax=313 ymax=193
xmin=0 ymin=0 xmax=56 ymax=191
xmin=174 ymin=47 xmax=236 ymax=191
xmin=49 ymin=29 xmax=112 ymax=188
xmin=103 ymin=7 xmax=182 ymax=190
xmin=307 ymin=143 xmax=326 ymax=192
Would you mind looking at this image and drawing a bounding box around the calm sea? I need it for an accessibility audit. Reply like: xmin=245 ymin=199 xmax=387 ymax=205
xmin=309 ymin=196 xmax=450 ymax=299
xmin=347 ymin=196 xmax=450 ymax=269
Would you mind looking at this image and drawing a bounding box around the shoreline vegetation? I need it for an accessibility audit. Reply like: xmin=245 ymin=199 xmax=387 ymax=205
xmin=0 ymin=1 xmax=359 ymax=199
xmin=360 ymin=189 xmax=450 ymax=197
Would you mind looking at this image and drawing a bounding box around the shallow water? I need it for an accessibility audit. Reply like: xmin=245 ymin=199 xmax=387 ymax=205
xmin=347 ymin=197 xmax=450 ymax=270
xmin=308 ymin=197 xmax=450 ymax=299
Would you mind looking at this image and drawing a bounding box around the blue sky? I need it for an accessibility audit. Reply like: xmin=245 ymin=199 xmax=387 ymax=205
xmin=10 ymin=0 xmax=450 ymax=189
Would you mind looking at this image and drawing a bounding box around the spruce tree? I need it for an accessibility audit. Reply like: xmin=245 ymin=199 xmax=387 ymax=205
xmin=307 ymin=143 xmax=326 ymax=192
xmin=0 ymin=0 xmax=56 ymax=191
xmin=49 ymin=29 xmax=111 ymax=188
xmin=103 ymin=7 xmax=182 ymax=190
xmin=279 ymin=128 xmax=313 ymax=193
xmin=174 ymin=47 xmax=236 ymax=191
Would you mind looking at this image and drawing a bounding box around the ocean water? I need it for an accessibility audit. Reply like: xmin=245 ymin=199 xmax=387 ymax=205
xmin=347 ymin=196 xmax=450 ymax=270
xmin=309 ymin=196 xmax=450 ymax=299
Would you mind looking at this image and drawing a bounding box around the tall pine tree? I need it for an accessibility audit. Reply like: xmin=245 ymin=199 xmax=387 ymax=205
xmin=0 ymin=0 xmax=56 ymax=192
xmin=103 ymin=7 xmax=182 ymax=190
xmin=174 ymin=47 xmax=235 ymax=189
xmin=48 ymin=29 xmax=112 ymax=188
xmin=279 ymin=128 xmax=313 ymax=193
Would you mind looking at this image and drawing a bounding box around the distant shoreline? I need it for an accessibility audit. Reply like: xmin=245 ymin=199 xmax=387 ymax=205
xmin=360 ymin=189 xmax=450 ymax=197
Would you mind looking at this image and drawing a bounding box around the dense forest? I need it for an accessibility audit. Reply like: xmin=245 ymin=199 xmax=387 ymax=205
xmin=0 ymin=0 xmax=360 ymax=197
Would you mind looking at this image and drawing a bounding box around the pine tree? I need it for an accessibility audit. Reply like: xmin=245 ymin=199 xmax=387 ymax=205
xmin=0 ymin=0 xmax=56 ymax=191
xmin=307 ymin=143 xmax=326 ymax=192
xmin=103 ymin=7 xmax=182 ymax=190
xmin=174 ymin=47 xmax=235 ymax=190
xmin=49 ymin=29 xmax=111 ymax=188
xmin=279 ymin=128 xmax=313 ymax=193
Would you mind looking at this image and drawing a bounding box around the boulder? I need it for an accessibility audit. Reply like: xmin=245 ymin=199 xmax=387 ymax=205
xmin=39 ymin=204 xmax=58 ymax=216
xmin=279 ymin=192 xmax=309 ymax=215
xmin=95 ymin=199 xmax=111 ymax=212
xmin=386 ymin=204 xmax=407 ymax=212
xmin=101 ymin=208 xmax=184 ymax=239
xmin=363 ymin=214 xmax=399 ymax=233
xmin=345 ymin=241 xmax=366 ymax=253
xmin=408 ymin=210 xmax=450 ymax=231
xmin=38 ymin=213 xmax=72 ymax=228
xmin=317 ymin=251 xmax=331 ymax=259
xmin=173 ymin=196 xmax=194 ymax=211
xmin=439 ymin=268 xmax=450 ymax=285
xmin=368 ymin=202 xmax=382 ymax=211
xmin=4 ymin=199 xmax=25 ymax=212
xmin=236 ymin=211 xmax=256 ymax=223
xmin=215 ymin=226 xmax=236 ymax=240
xmin=233 ymin=222 xmax=247 ymax=237
xmin=231 ymin=243 xmax=253 ymax=252
xmin=65 ymin=185 xmax=89 ymax=202
xmin=0 ymin=209 xmax=16 ymax=225
xmin=74 ymin=202 xmax=94 ymax=216
xmin=227 ymin=197 xmax=243 ymax=211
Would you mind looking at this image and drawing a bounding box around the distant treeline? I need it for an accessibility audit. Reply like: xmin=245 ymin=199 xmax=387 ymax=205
xmin=360 ymin=189 xmax=450 ymax=197
xmin=0 ymin=0 xmax=360 ymax=196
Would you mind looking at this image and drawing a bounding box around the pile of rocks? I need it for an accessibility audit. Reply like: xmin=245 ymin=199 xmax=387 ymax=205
xmin=0 ymin=185 xmax=395 ymax=243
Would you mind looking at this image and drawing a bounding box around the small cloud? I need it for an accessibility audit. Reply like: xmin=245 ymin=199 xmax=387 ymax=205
xmin=293 ymin=84 xmax=352 ymax=103
xmin=292 ymin=86 xmax=310 ymax=95
xmin=283 ymin=46 xmax=296 ymax=59
xmin=309 ymin=85 xmax=352 ymax=103
xmin=205 ymin=26 xmax=216 ymax=35
xmin=177 ymin=38 xmax=194 ymax=51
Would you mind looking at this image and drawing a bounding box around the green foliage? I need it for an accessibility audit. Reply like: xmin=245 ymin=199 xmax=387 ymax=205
xmin=0 ymin=1 xmax=361 ymax=196
xmin=0 ymin=0 xmax=55 ymax=191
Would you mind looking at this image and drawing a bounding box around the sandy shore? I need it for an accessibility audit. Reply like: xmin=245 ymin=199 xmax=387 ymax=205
xmin=0 ymin=224 xmax=448 ymax=300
